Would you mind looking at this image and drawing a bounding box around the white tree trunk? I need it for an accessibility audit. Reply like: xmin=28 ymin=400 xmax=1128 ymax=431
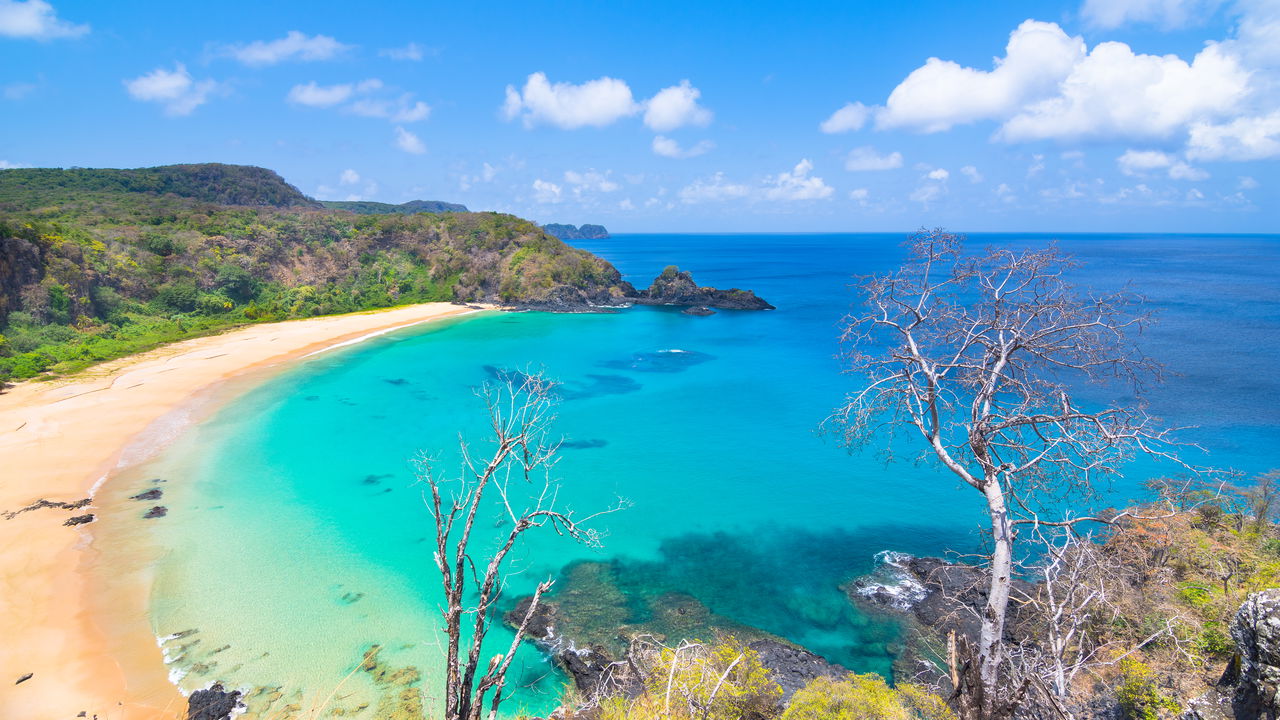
xmin=979 ymin=479 xmax=1014 ymax=717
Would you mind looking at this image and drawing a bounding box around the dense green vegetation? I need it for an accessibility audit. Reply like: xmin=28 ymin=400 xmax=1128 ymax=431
xmin=0 ymin=164 xmax=631 ymax=381
xmin=320 ymin=199 xmax=468 ymax=214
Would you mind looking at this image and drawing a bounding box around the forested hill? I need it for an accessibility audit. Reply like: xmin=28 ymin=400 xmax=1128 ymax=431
xmin=0 ymin=164 xmax=633 ymax=381
xmin=0 ymin=164 xmax=319 ymax=209
xmin=320 ymin=199 xmax=469 ymax=214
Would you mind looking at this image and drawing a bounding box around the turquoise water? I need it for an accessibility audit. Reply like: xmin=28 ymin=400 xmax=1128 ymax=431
xmin=104 ymin=233 xmax=1280 ymax=716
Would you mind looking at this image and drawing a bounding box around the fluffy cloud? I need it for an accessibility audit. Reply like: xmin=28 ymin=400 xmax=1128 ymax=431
xmin=999 ymin=41 xmax=1248 ymax=142
xmin=503 ymin=72 xmax=639 ymax=129
xmin=644 ymin=80 xmax=712 ymax=131
xmin=340 ymin=169 xmax=360 ymax=185
xmin=877 ymin=21 xmax=1086 ymax=133
xmin=821 ymin=102 xmax=871 ymax=133
xmin=764 ymin=159 xmax=834 ymax=201
xmin=124 ymin=64 xmax=217 ymax=116
xmin=678 ymin=173 xmax=752 ymax=204
xmin=288 ymin=79 xmax=430 ymax=123
xmin=844 ymin=146 xmax=903 ymax=171
xmin=1117 ymin=149 xmax=1174 ymax=174
xmin=926 ymin=168 xmax=950 ymax=181
xmin=503 ymin=73 xmax=713 ymax=132
xmin=532 ymin=179 xmax=563 ymax=203
xmin=564 ymin=169 xmax=620 ymax=197
xmin=287 ymin=81 xmax=356 ymax=107
xmin=848 ymin=13 xmax=1271 ymax=158
xmin=394 ymin=126 xmax=425 ymax=154
xmin=222 ymin=31 xmax=350 ymax=67
xmin=1081 ymin=0 xmax=1223 ymax=29
xmin=0 ymin=0 xmax=87 ymax=40
xmin=652 ymin=135 xmax=714 ymax=158
xmin=1117 ymin=149 xmax=1209 ymax=179
xmin=961 ymin=165 xmax=984 ymax=183
xmin=0 ymin=159 xmax=31 ymax=168
xmin=849 ymin=188 xmax=870 ymax=206
xmin=1187 ymin=110 xmax=1280 ymax=160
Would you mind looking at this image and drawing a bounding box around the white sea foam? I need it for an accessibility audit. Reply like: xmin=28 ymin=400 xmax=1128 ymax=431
xmin=853 ymin=550 xmax=928 ymax=610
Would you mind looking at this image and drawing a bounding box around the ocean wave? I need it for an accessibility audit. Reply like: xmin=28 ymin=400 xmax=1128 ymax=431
xmin=851 ymin=550 xmax=928 ymax=610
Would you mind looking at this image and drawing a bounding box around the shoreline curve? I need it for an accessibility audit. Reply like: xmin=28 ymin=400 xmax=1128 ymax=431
xmin=0 ymin=301 xmax=485 ymax=720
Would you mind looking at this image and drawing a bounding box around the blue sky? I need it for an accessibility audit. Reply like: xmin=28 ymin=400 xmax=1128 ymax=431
xmin=2 ymin=0 xmax=1277 ymax=232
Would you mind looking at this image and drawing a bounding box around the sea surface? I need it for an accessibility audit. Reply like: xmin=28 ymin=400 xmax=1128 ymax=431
xmin=96 ymin=233 xmax=1280 ymax=717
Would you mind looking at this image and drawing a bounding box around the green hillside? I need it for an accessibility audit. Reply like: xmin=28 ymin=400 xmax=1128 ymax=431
xmin=0 ymin=164 xmax=633 ymax=381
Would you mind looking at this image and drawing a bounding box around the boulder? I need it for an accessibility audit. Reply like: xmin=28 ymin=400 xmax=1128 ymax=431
xmin=186 ymin=683 xmax=242 ymax=720
xmin=1232 ymin=589 xmax=1280 ymax=719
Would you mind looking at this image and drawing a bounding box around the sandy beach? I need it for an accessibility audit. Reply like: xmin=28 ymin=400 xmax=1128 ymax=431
xmin=0 ymin=302 xmax=482 ymax=720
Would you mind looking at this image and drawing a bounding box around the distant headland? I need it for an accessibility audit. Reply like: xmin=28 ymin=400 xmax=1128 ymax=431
xmin=542 ymin=223 xmax=610 ymax=240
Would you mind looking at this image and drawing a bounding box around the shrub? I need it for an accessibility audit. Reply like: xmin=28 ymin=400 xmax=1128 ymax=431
xmin=1116 ymin=659 xmax=1179 ymax=720
xmin=781 ymin=674 xmax=954 ymax=720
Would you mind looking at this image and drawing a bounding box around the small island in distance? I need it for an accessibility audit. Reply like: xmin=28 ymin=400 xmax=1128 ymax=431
xmin=542 ymin=223 xmax=610 ymax=240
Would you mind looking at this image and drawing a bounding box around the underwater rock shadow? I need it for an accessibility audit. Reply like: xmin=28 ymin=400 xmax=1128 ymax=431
xmin=509 ymin=522 xmax=977 ymax=673
xmin=598 ymin=349 xmax=715 ymax=373
xmin=481 ymin=365 xmax=641 ymax=400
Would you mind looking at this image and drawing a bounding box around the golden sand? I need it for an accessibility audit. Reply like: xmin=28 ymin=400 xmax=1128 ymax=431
xmin=0 ymin=303 xmax=481 ymax=719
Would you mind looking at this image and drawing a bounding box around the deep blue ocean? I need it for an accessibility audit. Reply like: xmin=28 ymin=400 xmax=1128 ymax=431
xmin=105 ymin=233 xmax=1280 ymax=717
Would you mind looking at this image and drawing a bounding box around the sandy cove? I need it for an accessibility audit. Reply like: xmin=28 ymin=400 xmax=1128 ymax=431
xmin=0 ymin=302 xmax=483 ymax=720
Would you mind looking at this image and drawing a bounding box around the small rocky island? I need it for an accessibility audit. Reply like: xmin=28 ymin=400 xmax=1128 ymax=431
xmin=634 ymin=265 xmax=774 ymax=314
xmin=542 ymin=223 xmax=610 ymax=240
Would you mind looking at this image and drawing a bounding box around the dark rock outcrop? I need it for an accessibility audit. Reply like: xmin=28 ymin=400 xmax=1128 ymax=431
xmin=63 ymin=514 xmax=94 ymax=526
xmin=1232 ymin=589 xmax=1280 ymax=719
xmin=144 ymin=506 xmax=168 ymax=519
xmin=634 ymin=266 xmax=774 ymax=311
xmin=186 ymin=683 xmax=243 ymax=720
xmin=131 ymin=488 xmax=163 ymax=501
xmin=683 ymin=306 xmax=716 ymax=316
xmin=748 ymin=639 xmax=846 ymax=703
xmin=542 ymin=223 xmax=610 ymax=240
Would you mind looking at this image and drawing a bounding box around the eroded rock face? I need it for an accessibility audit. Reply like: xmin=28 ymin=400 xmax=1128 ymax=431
xmin=1232 ymin=589 xmax=1280 ymax=719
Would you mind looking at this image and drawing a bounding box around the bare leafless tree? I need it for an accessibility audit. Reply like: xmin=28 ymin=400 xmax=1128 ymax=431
xmin=830 ymin=229 xmax=1195 ymax=719
xmin=418 ymin=372 xmax=626 ymax=720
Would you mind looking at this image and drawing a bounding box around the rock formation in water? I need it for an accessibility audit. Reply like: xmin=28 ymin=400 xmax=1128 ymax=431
xmin=542 ymin=223 xmax=610 ymax=240
xmin=186 ymin=683 xmax=243 ymax=720
xmin=633 ymin=266 xmax=774 ymax=311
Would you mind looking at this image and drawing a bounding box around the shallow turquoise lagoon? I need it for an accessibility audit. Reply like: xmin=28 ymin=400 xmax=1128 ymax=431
xmin=111 ymin=233 xmax=1280 ymax=716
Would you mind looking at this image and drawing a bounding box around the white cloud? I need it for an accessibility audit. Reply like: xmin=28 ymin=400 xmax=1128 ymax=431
xmin=910 ymin=183 xmax=946 ymax=205
xmin=678 ymin=173 xmax=752 ymax=204
xmin=926 ymin=168 xmax=950 ymax=181
xmin=564 ymin=169 xmax=620 ymax=197
xmin=961 ymin=165 xmax=984 ymax=183
xmin=0 ymin=159 xmax=30 ymax=168
xmin=764 ymin=159 xmax=834 ymax=201
xmin=877 ymin=20 xmax=1086 ymax=133
xmin=849 ymin=187 xmax=870 ymax=205
xmin=999 ymin=41 xmax=1249 ymax=142
xmin=1187 ymin=110 xmax=1280 ymax=160
xmin=350 ymin=95 xmax=431 ymax=123
xmin=643 ymin=80 xmax=712 ymax=131
xmin=652 ymin=135 xmax=714 ymax=158
xmin=532 ymin=179 xmax=563 ymax=203
xmin=844 ymin=146 xmax=903 ymax=171
xmin=1027 ymin=153 xmax=1046 ymax=177
xmin=340 ymin=169 xmax=360 ymax=185
xmin=1187 ymin=187 xmax=1206 ymax=201
xmin=222 ymin=31 xmax=351 ymax=67
xmin=379 ymin=42 xmax=431 ymax=61
xmin=821 ymin=102 xmax=871 ymax=133
xmin=503 ymin=72 xmax=639 ymax=129
xmin=1169 ymin=161 xmax=1209 ymax=180
xmin=124 ymin=64 xmax=217 ymax=116
xmin=394 ymin=126 xmax=425 ymax=154
xmin=619 ymin=198 xmax=635 ymax=210
xmin=287 ymin=81 xmax=354 ymax=107
xmin=1239 ymin=175 xmax=1259 ymax=189
xmin=0 ymin=0 xmax=87 ymax=40
xmin=483 ymin=163 xmax=497 ymax=181
xmin=1117 ymin=149 xmax=1174 ymax=174
xmin=996 ymin=183 xmax=1017 ymax=203
xmin=289 ymin=79 xmax=430 ymax=123
xmin=1081 ymin=0 xmax=1223 ymax=29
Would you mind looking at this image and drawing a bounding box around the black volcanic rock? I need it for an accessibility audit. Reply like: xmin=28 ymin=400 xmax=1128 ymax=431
xmin=131 ymin=488 xmax=163 ymax=501
xmin=748 ymin=640 xmax=846 ymax=703
xmin=635 ymin=266 xmax=774 ymax=311
xmin=143 ymin=506 xmax=168 ymax=519
xmin=682 ymin=306 xmax=716 ymax=316
xmin=187 ymin=683 xmax=243 ymax=720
